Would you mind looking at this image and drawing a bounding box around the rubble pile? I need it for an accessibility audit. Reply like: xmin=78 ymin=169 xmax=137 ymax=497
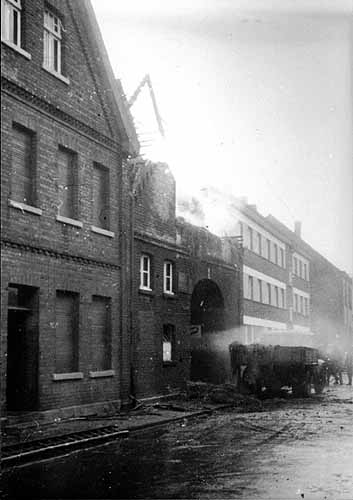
xmin=186 ymin=381 xmax=263 ymax=410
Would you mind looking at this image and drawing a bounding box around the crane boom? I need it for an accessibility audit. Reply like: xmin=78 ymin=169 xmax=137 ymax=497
xmin=128 ymin=74 xmax=165 ymax=138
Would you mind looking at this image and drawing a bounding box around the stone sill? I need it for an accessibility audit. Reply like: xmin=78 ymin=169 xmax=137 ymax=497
xmin=91 ymin=225 xmax=115 ymax=238
xmin=139 ymin=287 xmax=154 ymax=297
xmin=42 ymin=65 xmax=70 ymax=84
xmin=89 ymin=370 xmax=115 ymax=378
xmin=163 ymin=361 xmax=177 ymax=367
xmin=8 ymin=199 xmax=42 ymax=216
xmin=1 ymin=39 xmax=31 ymax=59
xmin=163 ymin=292 xmax=177 ymax=300
xmin=52 ymin=372 xmax=84 ymax=381
xmin=56 ymin=215 xmax=83 ymax=228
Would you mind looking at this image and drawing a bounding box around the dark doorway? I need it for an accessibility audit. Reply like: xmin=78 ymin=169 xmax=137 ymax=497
xmin=190 ymin=279 xmax=225 ymax=382
xmin=6 ymin=285 xmax=39 ymax=411
xmin=191 ymin=279 xmax=224 ymax=333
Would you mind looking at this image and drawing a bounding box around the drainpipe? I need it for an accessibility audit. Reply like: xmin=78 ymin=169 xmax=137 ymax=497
xmin=128 ymin=156 xmax=145 ymax=403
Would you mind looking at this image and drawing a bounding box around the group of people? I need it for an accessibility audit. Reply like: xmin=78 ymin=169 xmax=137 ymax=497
xmin=322 ymin=349 xmax=352 ymax=386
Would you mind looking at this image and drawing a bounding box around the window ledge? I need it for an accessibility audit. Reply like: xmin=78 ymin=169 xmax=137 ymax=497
xmin=8 ymin=199 xmax=42 ymax=216
xmin=163 ymin=292 xmax=176 ymax=299
xmin=139 ymin=287 xmax=154 ymax=296
xmin=52 ymin=372 xmax=84 ymax=381
xmin=89 ymin=370 xmax=115 ymax=378
xmin=91 ymin=226 xmax=115 ymax=238
xmin=56 ymin=215 xmax=83 ymax=228
xmin=1 ymin=39 xmax=31 ymax=59
xmin=163 ymin=361 xmax=177 ymax=367
xmin=42 ymin=65 xmax=70 ymax=84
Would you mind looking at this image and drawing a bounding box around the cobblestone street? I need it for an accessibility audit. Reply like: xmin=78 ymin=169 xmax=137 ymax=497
xmin=3 ymin=384 xmax=352 ymax=499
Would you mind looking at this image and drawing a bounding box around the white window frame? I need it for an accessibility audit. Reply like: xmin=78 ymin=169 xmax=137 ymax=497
xmin=140 ymin=254 xmax=151 ymax=290
xmin=43 ymin=9 xmax=64 ymax=76
xmin=1 ymin=0 xmax=30 ymax=58
xmin=163 ymin=261 xmax=174 ymax=294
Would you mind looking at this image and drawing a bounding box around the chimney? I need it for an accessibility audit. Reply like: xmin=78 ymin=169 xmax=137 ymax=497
xmin=294 ymin=221 xmax=302 ymax=238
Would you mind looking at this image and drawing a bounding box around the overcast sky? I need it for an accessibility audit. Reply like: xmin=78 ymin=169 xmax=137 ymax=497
xmin=91 ymin=0 xmax=353 ymax=275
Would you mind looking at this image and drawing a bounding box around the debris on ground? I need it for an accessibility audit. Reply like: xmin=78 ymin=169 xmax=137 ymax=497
xmin=186 ymin=381 xmax=263 ymax=410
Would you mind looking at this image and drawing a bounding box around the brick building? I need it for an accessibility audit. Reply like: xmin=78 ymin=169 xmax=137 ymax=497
xmin=268 ymin=216 xmax=353 ymax=352
xmin=131 ymin=161 xmax=242 ymax=398
xmin=180 ymin=188 xmax=352 ymax=351
xmin=1 ymin=0 xmax=138 ymax=417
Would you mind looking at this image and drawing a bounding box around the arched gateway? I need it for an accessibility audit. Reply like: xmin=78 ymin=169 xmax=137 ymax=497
xmin=190 ymin=279 xmax=228 ymax=382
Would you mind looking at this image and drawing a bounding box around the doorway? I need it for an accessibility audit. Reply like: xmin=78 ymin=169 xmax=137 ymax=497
xmin=6 ymin=285 xmax=39 ymax=411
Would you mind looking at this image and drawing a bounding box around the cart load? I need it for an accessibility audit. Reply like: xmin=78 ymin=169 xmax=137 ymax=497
xmin=229 ymin=342 xmax=326 ymax=397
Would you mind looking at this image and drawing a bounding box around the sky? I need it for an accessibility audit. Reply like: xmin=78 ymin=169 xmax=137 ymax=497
xmin=91 ymin=0 xmax=353 ymax=275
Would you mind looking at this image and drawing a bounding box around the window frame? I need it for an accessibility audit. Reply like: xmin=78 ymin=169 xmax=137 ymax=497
xmin=140 ymin=254 xmax=152 ymax=291
xmin=1 ymin=0 xmax=21 ymax=48
xmin=163 ymin=260 xmax=174 ymax=295
xmin=57 ymin=144 xmax=78 ymax=221
xmin=43 ymin=8 xmax=68 ymax=82
xmin=11 ymin=122 xmax=37 ymax=207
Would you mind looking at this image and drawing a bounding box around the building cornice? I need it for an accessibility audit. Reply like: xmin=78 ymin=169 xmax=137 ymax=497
xmin=1 ymin=239 xmax=120 ymax=270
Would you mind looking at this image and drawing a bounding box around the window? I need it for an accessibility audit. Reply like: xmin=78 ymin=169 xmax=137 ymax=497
xmin=92 ymin=163 xmax=109 ymax=229
xmin=274 ymin=286 xmax=279 ymax=307
xmin=279 ymin=248 xmax=284 ymax=268
xmin=248 ymin=227 xmax=253 ymax=251
xmin=163 ymin=261 xmax=174 ymax=294
xmin=256 ymin=278 xmax=262 ymax=302
xmin=281 ymin=288 xmax=285 ymax=309
xmin=294 ymin=257 xmax=298 ymax=276
xmin=304 ymin=297 xmax=308 ymax=316
xmin=262 ymin=281 xmax=269 ymax=304
xmin=163 ymin=324 xmax=175 ymax=362
xmin=267 ymin=239 xmax=271 ymax=261
xmin=274 ymin=244 xmax=278 ymax=265
xmin=11 ymin=123 xmax=35 ymax=206
xmin=1 ymin=0 xmax=22 ymax=48
xmin=267 ymin=283 xmax=271 ymax=305
xmin=43 ymin=9 xmax=63 ymax=74
xmin=55 ymin=291 xmax=79 ymax=373
xmin=257 ymin=233 xmax=262 ymax=256
xmin=57 ymin=146 xmax=77 ymax=219
xmin=140 ymin=254 xmax=151 ymax=290
xmin=294 ymin=294 xmax=299 ymax=313
xmin=300 ymin=296 xmax=304 ymax=315
xmin=91 ymin=296 xmax=111 ymax=371
xmin=248 ymin=276 xmax=253 ymax=300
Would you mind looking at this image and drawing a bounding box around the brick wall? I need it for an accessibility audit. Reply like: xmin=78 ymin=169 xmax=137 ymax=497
xmin=1 ymin=0 xmax=132 ymax=414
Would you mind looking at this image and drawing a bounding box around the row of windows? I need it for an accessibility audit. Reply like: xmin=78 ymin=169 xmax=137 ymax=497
xmin=292 ymin=255 xmax=309 ymax=281
xmin=140 ymin=255 xmax=175 ymax=295
xmin=240 ymin=222 xmax=286 ymax=268
xmin=293 ymin=293 xmax=310 ymax=317
xmin=10 ymin=122 xmax=112 ymax=231
xmin=244 ymin=274 xmax=286 ymax=309
xmin=2 ymin=0 xmax=66 ymax=80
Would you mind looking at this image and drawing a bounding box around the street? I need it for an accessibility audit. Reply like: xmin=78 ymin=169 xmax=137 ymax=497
xmin=2 ymin=384 xmax=353 ymax=500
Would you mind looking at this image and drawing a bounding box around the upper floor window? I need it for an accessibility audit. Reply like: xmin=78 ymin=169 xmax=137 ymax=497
xmin=92 ymin=163 xmax=109 ymax=230
xmin=248 ymin=226 xmax=253 ymax=251
xmin=43 ymin=9 xmax=63 ymax=74
xmin=57 ymin=146 xmax=78 ymax=220
xmin=163 ymin=261 xmax=174 ymax=294
xmin=1 ymin=0 xmax=21 ymax=47
xmin=11 ymin=123 xmax=36 ymax=206
xmin=257 ymin=232 xmax=262 ymax=256
xmin=140 ymin=254 xmax=151 ymax=290
xmin=280 ymin=248 xmax=285 ymax=268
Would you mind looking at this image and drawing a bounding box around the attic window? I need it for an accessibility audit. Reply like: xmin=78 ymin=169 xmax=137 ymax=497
xmin=43 ymin=9 xmax=68 ymax=83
